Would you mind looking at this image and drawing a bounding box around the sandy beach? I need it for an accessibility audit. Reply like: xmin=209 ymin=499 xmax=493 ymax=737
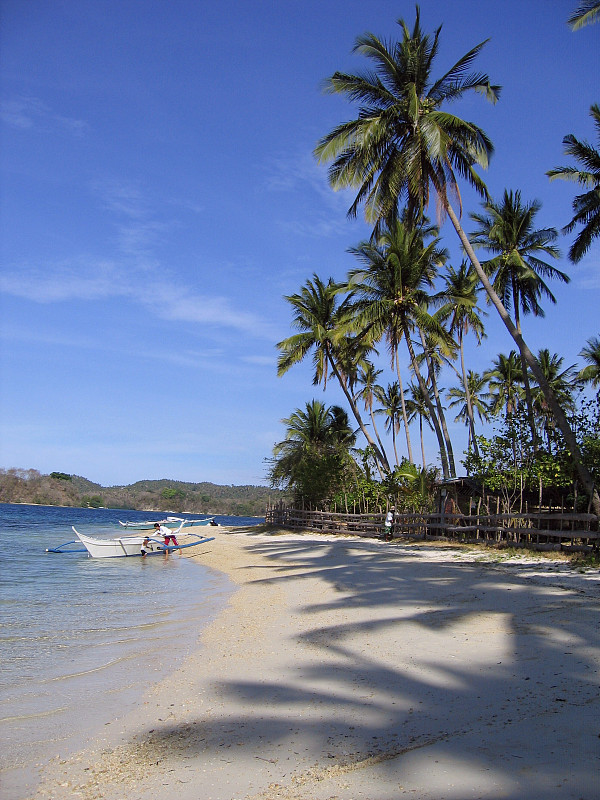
xmin=29 ymin=525 xmax=599 ymax=800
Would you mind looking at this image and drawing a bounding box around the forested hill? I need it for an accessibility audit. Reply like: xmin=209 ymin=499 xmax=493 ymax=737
xmin=0 ymin=469 xmax=288 ymax=517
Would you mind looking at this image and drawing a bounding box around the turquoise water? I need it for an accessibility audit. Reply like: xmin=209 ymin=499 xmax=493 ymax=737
xmin=0 ymin=504 xmax=260 ymax=798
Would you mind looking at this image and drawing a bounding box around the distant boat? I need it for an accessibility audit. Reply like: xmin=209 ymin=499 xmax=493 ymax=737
xmin=118 ymin=516 xmax=214 ymax=530
xmin=68 ymin=527 xmax=215 ymax=558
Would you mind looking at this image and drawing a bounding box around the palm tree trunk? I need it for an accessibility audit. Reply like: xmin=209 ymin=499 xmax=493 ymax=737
xmin=419 ymin=415 xmax=426 ymax=467
xmin=395 ymin=351 xmax=414 ymax=463
xmin=513 ymin=293 xmax=539 ymax=452
xmin=459 ymin=343 xmax=479 ymax=458
xmin=459 ymin=332 xmax=480 ymax=458
xmin=368 ymin=405 xmax=388 ymax=480
xmin=328 ymin=354 xmax=391 ymax=474
xmin=419 ymin=331 xmax=456 ymax=477
xmin=402 ymin=321 xmax=450 ymax=479
xmin=392 ymin=424 xmax=399 ymax=466
xmin=444 ymin=201 xmax=600 ymax=515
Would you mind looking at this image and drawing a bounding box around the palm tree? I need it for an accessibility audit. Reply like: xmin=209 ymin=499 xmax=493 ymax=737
xmin=314 ymin=7 xmax=500 ymax=234
xmin=327 ymin=404 xmax=359 ymax=449
xmin=484 ymin=352 xmax=524 ymax=420
xmin=436 ymin=262 xmax=486 ymax=457
xmin=578 ymin=336 xmax=600 ymax=390
xmin=355 ymin=362 xmax=389 ymax=473
xmin=348 ymin=218 xmax=454 ymax=476
xmin=548 ymin=104 xmax=600 ymax=263
xmin=569 ymin=2 xmax=600 ymax=29
xmin=277 ymin=274 xmax=390 ymax=473
xmin=405 ymin=381 xmax=434 ymax=467
xmin=278 ymin=400 xmax=338 ymax=449
xmin=416 ymin=325 xmax=457 ymax=476
xmin=374 ymin=382 xmax=403 ymax=465
xmin=447 ymin=370 xmax=491 ymax=453
xmin=531 ymin=350 xmax=577 ymax=449
xmin=315 ymin=7 xmax=600 ymax=512
xmin=269 ymin=400 xmax=357 ymax=505
xmin=469 ymin=189 xmax=567 ymax=446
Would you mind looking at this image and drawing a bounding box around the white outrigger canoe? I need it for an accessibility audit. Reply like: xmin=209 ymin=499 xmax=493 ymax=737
xmin=46 ymin=527 xmax=215 ymax=558
xmin=118 ymin=516 xmax=214 ymax=530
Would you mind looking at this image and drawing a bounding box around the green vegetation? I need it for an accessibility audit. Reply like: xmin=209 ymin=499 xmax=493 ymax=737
xmin=270 ymin=5 xmax=600 ymax=516
xmin=0 ymin=469 xmax=287 ymax=516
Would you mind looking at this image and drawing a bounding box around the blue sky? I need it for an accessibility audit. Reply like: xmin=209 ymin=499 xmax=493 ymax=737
xmin=1 ymin=0 xmax=598 ymax=487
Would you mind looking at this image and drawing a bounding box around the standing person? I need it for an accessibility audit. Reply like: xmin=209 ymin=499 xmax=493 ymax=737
xmin=383 ymin=508 xmax=394 ymax=541
xmin=153 ymin=523 xmax=181 ymax=554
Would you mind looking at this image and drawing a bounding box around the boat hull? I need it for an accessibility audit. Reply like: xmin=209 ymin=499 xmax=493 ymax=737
xmin=74 ymin=529 xmax=155 ymax=557
xmin=72 ymin=528 xmax=215 ymax=558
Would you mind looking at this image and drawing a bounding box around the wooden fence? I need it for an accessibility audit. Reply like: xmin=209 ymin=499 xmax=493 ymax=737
xmin=265 ymin=505 xmax=600 ymax=552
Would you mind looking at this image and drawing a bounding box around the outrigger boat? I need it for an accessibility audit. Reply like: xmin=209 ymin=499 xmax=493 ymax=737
xmin=118 ymin=516 xmax=215 ymax=529
xmin=47 ymin=527 xmax=215 ymax=559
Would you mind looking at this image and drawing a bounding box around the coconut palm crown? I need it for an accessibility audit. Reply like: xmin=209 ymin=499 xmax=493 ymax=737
xmin=568 ymin=2 xmax=600 ymax=29
xmin=547 ymin=104 xmax=600 ymax=263
xmin=578 ymin=335 xmax=600 ymax=389
xmin=314 ymin=5 xmax=500 ymax=234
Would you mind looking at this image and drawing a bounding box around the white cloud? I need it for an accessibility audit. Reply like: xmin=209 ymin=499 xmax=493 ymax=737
xmin=0 ymin=259 xmax=277 ymax=340
xmin=137 ymin=280 xmax=277 ymax=338
xmin=0 ymin=259 xmax=123 ymax=303
xmin=240 ymin=354 xmax=276 ymax=367
xmin=0 ymin=176 xmax=279 ymax=341
xmin=0 ymin=96 xmax=87 ymax=135
xmin=94 ymin=178 xmax=149 ymax=219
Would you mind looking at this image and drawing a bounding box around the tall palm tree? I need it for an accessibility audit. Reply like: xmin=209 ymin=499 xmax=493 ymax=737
xmin=578 ymin=335 xmax=600 ymax=390
xmin=447 ymin=370 xmax=491 ymax=453
xmin=568 ymin=2 xmax=600 ymax=29
xmin=314 ymin=7 xmax=500 ymax=234
xmin=416 ymin=325 xmax=456 ymax=476
xmin=348 ymin=218 xmax=454 ymax=476
xmin=348 ymin=221 xmax=443 ymax=464
xmin=374 ymin=382 xmax=403 ymax=465
xmin=470 ymin=189 xmax=567 ymax=446
xmin=315 ymin=7 xmax=600 ymax=512
xmin=530 ymin=349 xmax=577 ymax=449
xmin=277 ymin=274 xmax=390 ymax=472
xmin=548 ymin=104 xmax=600 ymax=263
xmin=355 ymin=362 xmax=389 ymax=472
xmin=405 ymin=381 xmax=434 ymax=467
xmin=436 ymin=262 xmax=486 ymax=457
xmin=484 ymin=351 xmax=524 ymax=420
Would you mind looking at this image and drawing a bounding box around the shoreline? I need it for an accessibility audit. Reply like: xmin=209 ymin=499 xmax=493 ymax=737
xmin=30 ymin=527 xmax=600 ymax=800
xmin=2 ymin=524 xmax=235 ymax=800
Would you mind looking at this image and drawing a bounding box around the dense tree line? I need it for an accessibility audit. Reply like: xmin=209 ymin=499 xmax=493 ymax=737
xmin=269 ymin=5 xmax=600 ymax=514
xmin=0 ymin=469 xmax=286 ymax=517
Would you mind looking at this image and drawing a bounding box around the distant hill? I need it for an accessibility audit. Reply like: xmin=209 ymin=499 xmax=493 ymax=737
xmin=0 ymin=468 xmax=289 ymax=517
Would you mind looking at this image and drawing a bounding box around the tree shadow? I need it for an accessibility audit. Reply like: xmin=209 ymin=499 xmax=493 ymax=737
xmin=135 ymin=536 xmax=600 ymax=799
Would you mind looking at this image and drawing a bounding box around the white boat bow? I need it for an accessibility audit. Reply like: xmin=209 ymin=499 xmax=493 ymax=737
xmin=72 ymin=527 xmax=215 ymax=558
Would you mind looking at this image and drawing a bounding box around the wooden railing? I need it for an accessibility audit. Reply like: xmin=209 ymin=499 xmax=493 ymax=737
xmin=265 ymin=506 xmax=599 ymax=551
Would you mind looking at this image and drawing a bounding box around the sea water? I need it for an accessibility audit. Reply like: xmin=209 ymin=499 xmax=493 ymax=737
xmin=0 ymin=503 xmax=261 ymax=798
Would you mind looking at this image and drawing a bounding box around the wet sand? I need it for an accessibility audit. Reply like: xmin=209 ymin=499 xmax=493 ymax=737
xmin=29 ymin=526 xmax=600 ymax=800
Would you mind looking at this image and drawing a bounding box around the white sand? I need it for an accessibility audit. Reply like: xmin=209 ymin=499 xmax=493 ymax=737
xmin=29 ymin=527 xmax=600 ymax=800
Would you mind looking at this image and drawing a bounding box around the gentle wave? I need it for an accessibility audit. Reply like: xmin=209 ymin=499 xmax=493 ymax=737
xmin=0 ymin=706 xmax=69 ymax=724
